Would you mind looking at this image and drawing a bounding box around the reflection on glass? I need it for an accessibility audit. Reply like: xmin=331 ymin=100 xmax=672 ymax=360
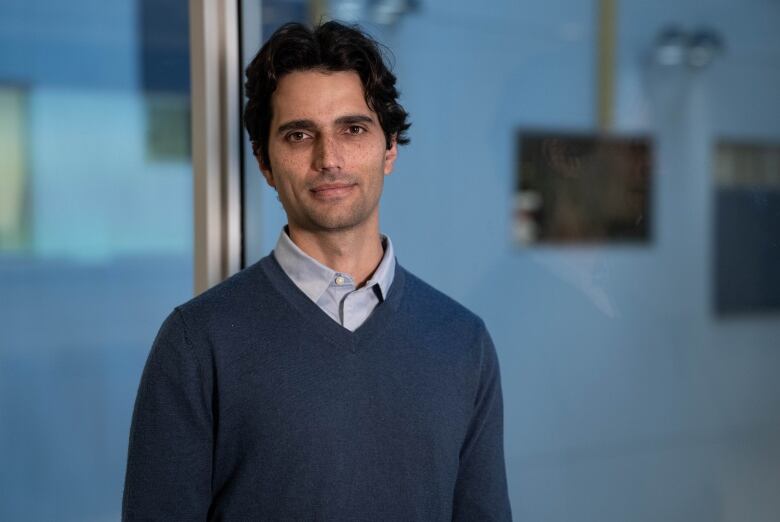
xmin=0 ymin=1 xmax=192 ymax=520
xmin=0 ymin=87 xmax=27 ymax=251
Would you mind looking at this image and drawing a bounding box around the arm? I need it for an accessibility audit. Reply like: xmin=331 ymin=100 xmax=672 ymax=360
xmin=122 ymin=308 xmax=213 ymax=521
xmin=452 ymin=326 xmax=512 ymax=521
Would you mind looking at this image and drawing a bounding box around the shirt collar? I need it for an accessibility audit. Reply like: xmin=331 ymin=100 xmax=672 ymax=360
xmin=273 ymin=227 xmax=396 ymax=303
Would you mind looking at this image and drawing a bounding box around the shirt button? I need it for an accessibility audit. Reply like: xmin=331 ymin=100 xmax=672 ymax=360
xmin=335 ymin=275 xmax=346 ymax=286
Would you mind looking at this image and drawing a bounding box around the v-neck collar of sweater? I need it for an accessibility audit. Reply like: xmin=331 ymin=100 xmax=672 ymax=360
xmin=259 ymin=254 xmax=407 ymax=350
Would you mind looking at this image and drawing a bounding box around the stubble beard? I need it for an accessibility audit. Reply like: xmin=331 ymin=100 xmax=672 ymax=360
xmin=302 ymin=191 xmax=379 ymax=233
xmin=286 ymin=180 xmax=383 ymax=234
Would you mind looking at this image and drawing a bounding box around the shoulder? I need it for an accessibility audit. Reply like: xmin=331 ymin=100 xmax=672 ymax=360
xmin=396 ymin=264 xmax=489 ymax=340
xmin=147 ymin=255 xmax=294 ymax=370
xmin=171 ymin=256 xmax=277 ymax=333
xmin=398 ymin=264 xmax=484 ymax=325
xmin=394 ymin=265 xmax=498 ymax=391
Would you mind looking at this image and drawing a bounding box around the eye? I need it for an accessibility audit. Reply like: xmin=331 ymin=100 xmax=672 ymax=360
xmin=285 ymin=131 xmax=309 ymax=143
xmin=346 ymin=125 xmax=365 ymax=136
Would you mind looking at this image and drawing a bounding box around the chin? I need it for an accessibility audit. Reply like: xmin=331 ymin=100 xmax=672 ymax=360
xmin=308 ymin=211 xmax=371 ymax=232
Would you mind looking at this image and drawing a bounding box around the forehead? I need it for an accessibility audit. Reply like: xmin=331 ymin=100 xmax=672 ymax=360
xmin=271 ymin=70 xmax=374 ymax=123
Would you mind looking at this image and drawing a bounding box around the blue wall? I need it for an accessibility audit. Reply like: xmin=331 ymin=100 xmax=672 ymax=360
xmin=250 ymin=1 xmax=780 ymax=519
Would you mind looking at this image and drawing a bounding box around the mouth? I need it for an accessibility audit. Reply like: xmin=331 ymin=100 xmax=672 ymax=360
xmin=310 ymin=183 xmax=356 ymax=200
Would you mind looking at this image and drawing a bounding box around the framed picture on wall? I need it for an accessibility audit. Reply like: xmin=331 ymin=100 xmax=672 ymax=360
xmin=514 ymin=131 xmax=653 ymax=245
xmin=714 ymin=140 xmax=780 ymax=316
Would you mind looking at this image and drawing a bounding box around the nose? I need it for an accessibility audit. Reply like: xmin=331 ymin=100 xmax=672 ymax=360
xmin=313 ymin=134 xmax=343 ymax=172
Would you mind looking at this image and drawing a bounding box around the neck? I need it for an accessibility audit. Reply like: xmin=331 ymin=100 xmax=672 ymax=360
xmin=287 ymin=221 xmax=384 ymax=287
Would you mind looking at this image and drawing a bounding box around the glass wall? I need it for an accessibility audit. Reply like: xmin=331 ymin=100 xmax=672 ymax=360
xmin=0 ymin=1 xmax=192 ymax=520
xmin=244 ymin=1 xmax=780 ymax=520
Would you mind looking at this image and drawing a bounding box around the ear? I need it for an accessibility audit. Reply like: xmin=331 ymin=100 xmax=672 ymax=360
xmin=256 ymin=152 xmax=276 ymax=188
xmin=383 ymin=135 xmax=398 ymax=175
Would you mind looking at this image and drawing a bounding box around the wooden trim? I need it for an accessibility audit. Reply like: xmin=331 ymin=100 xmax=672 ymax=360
xmin=597 ymin=0 xmax=617 ymax=131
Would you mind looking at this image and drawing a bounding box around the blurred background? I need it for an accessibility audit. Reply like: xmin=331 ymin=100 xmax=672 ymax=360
xmin=1 ymin=0 xmax=779 ymax=520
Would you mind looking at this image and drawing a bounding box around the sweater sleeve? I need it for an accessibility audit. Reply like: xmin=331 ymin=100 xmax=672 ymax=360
xmin=122 ymin=308 xmax=213 ymax=521
xmin=452 ymin=325 xmax=513 ymax=521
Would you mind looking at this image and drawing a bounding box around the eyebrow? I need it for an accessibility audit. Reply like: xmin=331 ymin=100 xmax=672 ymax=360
xmin=276 ymin=114 xmax=375 ymax=135
xmin=335 ymin=114 xmax=374 ymax=126
xmin=276 ymin=119 xmax=317 ymax=135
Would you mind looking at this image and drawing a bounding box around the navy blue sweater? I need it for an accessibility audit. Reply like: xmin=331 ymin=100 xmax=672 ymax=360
xmin=123 ymin=255 xmax=511 ymax=521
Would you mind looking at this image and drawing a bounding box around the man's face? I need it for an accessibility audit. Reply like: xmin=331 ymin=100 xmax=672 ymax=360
xmin=259 ymin=69 xmax=397 ymax=234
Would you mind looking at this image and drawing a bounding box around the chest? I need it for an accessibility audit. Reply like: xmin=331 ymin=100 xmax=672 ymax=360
xmin=213 ymin=330 xmax=474 ymax=468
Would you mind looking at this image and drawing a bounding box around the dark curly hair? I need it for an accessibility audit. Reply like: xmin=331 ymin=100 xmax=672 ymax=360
xmin=244 ymin=21 xmax=411 ymax=170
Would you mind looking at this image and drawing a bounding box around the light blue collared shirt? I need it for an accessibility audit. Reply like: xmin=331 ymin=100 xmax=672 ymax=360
xmin=272 ymin=228 xmax=396 ymax=331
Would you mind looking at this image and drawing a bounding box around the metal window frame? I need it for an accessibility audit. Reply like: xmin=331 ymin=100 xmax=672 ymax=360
xmin=189 ymin=0 xmax=243 ymax=295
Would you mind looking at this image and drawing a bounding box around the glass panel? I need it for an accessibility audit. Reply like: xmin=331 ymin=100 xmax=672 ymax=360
xmin=0 ymin=1 xmax=192 ymax=520
xmin=241 ymin=1 xmax=780 ymax=520
xmin=241 ymin=0 xmax=311 ymax=264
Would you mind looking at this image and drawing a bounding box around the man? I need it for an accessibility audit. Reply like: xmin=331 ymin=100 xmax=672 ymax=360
xmin=123 ymin=21 xmax=511 ymax=521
